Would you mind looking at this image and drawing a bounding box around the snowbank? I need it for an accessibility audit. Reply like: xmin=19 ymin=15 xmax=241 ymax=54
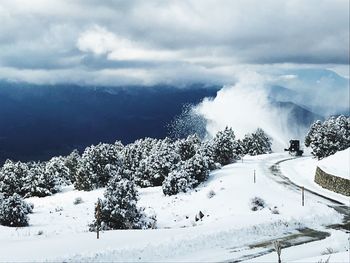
xmin=318 ymin=148 xmax=350 ymax=179
xmin=280 ymin=154 xmax=349 ymax=204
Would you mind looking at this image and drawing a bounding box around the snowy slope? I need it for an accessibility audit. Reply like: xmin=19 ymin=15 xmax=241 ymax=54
xmin=318 ymin=148 xmax=350 ymax=179
xmin=0 ymin=153 xmax=347 ymax=262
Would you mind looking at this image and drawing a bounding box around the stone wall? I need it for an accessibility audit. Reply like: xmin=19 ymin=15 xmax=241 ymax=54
xmin=314 ymin=166 xmax=350 ymax=196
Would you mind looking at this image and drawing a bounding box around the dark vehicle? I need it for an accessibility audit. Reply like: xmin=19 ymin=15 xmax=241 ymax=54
xmin=284 ymin=140 xmax=303 ymax=156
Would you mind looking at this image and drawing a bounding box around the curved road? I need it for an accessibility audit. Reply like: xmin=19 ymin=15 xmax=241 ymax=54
xmin=226 ymin=156 xmax=349 ymax=262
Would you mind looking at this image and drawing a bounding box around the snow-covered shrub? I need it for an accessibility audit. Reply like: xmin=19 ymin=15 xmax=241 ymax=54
xmin=184 ymin=152 xmax=210 ymax=185
xmin=73 ymin=197 xmax=83 ymax=205
xmin=162 ymin=168 xmax=196 ymax=196
xmin=250 ymin=197 xmax=266 ymax=211
xmin=45 ymin=156 xmax=70 ymax=186
xmin=305 ymin=115 xmax=350 ymax=159
xmin=55 ymin=206 xmax=63 ymax=212
xmin=134 ymin=138 xmax=180 ymax=187
xmin=242 ymin=128 xmax=272 ymax=156
xmin=269 ymin=206 xmax=279 ymax=214
xmin=176 ymin=134 xmax=201 ymax=161
xmin=196 ymin=140 xmax=216 ymax=171
xmin=0 ymin=160 xmax=28 ymax=197
xmin=207 ymin=189 xmax=216 ymax=198
xmin=91 ymin=175 xmax=155 ymax=230
xmin=212 ymin=127 xmax=239 ymax=165
xmin=0 ymin=194 xmax=31 ymax=227
xmin=23 ymin=162 xmax=60 ymax=198
xmin=74 ymin=143 xmax=123 ymax=191
xmin=122 ymin=138 xmax=158 ymax=174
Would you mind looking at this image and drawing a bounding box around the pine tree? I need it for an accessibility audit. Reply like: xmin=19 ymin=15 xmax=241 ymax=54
xmin=212 ymin=127 xmax=238 ymax=165
xmin=45 ymin=156 xmax=70 ymax=186
xmin=74 ymin=143 xmax=123 ymax=190
xmin=184 ymin=152 xmax=210 ymax=185
xmin=91 ymin=173 xmax=155 ymax=230
xmin=64 ymin=149 xmax=81 ymax=184
xmin=134 ymin=138 xmax=180 ymax=187
xmin=162 ymin=167 xmax=196 ymax=196
xmin=242 ymin=128 xmax=272 ymax=156
xmin=0 ymin=160 xmax=28 ymax=197
xmin=305 ymin=115 xmax=350 ymax=159
xmin=0 ymin=194 xmax=31 ymax=227
xmin=176 ymin=134 xmax=201 ymax=161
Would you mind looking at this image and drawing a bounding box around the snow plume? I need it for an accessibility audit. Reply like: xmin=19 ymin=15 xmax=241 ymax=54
xmin=195 ymin=72 xmax=302 ymax=151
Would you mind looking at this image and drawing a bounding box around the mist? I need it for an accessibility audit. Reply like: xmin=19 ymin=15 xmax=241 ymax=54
xmin=195 ymin=72 xmax=311 ymax=151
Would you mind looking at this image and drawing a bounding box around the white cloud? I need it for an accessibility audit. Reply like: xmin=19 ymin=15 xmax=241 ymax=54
xmin=77 ymin=25 xmax=178 ymax=61
xmin=0 ymin=0 xmax=348 ymax=85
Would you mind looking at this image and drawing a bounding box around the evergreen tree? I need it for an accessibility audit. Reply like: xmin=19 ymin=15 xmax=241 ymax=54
xmin=74 ymin=143 xmax=122 ymax=190
xmin=162 ymin=167 xmax=196 ymax=196
xmin=212 ymin=127 xmax=238 ymax=165
xmin=91 ymin=173 xmax=155 ymax=230
xmin=184 ymin=152 xmax=210 ymax=185
xmin=45 ymin=156 xmax=70 ymax=186
xmin=242 ymin=128 xmax=272 ymax=156
xmin=64 ymin=149 xmax=81 ymax=184
xmin=176 ymin=134 xmax=201 ymax=161
xmin=0 ymin=194 xmax=31 ymax=227
xmin=305 ymin=115 xmax=350 ymax=159
xmin=134 ymin=138 xmax=180 ymax=187
xmin=0 ymin=160 xmax=28 ymax=197
xmin=23 ymin=162 xmax=60 ymax=197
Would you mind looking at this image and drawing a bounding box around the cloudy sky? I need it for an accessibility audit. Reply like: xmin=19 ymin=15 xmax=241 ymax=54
xmin=0 ymin=0 xmax=349 ymax=85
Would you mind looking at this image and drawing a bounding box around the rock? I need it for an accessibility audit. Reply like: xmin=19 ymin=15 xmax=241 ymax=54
xmin=195 ymin=211 xmax=205 ymax=221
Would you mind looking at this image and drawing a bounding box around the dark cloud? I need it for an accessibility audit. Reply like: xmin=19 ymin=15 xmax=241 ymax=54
xmin=0 ymin=0 xmax=348 ymax=84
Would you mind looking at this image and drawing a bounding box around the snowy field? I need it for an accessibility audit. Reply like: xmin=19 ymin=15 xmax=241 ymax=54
xmin=0 ymin=153 xmax=348 ymax=262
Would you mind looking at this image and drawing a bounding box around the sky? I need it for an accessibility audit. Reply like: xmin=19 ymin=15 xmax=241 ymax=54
xmin=0 ymin=0 xmax=349 ymax=85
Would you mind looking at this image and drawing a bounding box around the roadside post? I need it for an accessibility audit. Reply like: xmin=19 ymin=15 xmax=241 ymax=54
xmin=301 ymin=186 xmax=305 ymax=206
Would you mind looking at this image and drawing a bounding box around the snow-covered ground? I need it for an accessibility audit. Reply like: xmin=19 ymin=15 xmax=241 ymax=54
xmin=0 ymin=153 xmax=348 ymax=262
xmin=318 ymin=148 xmax=350 ymax=180
xmin=280 ymin=149 xmax=350 ymax=204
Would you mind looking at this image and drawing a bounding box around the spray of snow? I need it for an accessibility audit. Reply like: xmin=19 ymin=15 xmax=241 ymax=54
xmin=195 ymin=72 xmax=299 ymax=151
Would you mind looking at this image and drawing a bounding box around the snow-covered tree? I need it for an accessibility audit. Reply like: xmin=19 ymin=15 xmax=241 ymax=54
xmin=212 ymin=127 xmax=238 ymax=165
xmin=64 ymin=149 xmax=81 ymax=184
xmin=45 ymin=156 xmax=70 ymax=186
xmin=176 ymin=134 xmax=201 ymax=161
xmin=0 ymin=194 xmax=31 ymax=227
xmin=91 ymin=174 xmax=155 ymax=230
xmin=162 ymin=167 xmax=196 ymax=196
xmin=23 ymin=162 xmax=60 ymax=197
xmin=162 ymin=143 xmax=214 ymax=196
xmin=242 ymin=128 xmax=272 ymax=156
xmin=198 ymin=140 xmax=217 ymax=171
xmin=184 ymin=152 xmax=210 ymax=185
xmin=133 ymin=138 xmax=180 ymax=187
xmin=305 ymin=115 xmax=350 ymax=159
xmin=0 ymin=160 xmax=28 ymax=197
xmin=121 ymin=138 xmax=158 ymax=176
xmin=74 ymin=143 xmax=123 ymax=190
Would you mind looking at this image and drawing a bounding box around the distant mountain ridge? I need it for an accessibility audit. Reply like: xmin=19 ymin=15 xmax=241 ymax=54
xmin=0 ymin=82 xmax=220 ymax=163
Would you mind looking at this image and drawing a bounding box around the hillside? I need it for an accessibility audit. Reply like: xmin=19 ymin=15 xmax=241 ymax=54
xmin=0 ymin=153 xmax=347 ymax=262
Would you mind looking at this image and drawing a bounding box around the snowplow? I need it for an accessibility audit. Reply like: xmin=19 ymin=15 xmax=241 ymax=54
xmin=284 ymin=140 xmax=303 ymax=156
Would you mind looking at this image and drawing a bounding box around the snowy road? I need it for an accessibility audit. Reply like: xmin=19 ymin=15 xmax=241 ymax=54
xmin=232 ymin=156 xmax=350 ymax=262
